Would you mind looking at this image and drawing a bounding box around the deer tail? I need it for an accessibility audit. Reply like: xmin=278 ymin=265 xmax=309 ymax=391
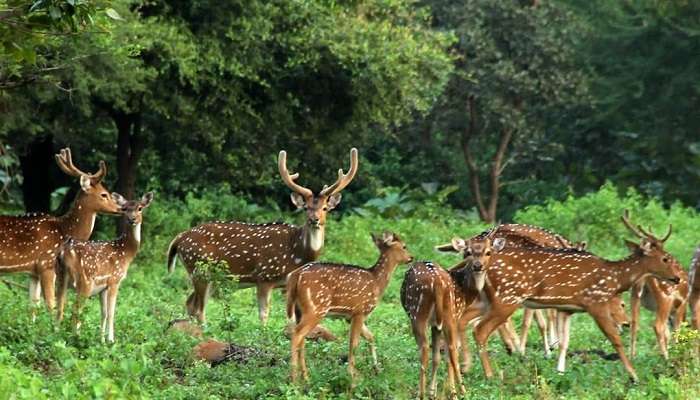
xmin=435 ymin=282 xmax=446 ymax=331
xmin=286 ymin=271 xmax=300 ymax=324
xmin=166 ymin=233 xmax=184 ymax=274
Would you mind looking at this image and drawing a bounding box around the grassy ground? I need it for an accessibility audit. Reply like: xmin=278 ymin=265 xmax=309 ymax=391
xmin=0 ymin=212 xmax=699 ymax=399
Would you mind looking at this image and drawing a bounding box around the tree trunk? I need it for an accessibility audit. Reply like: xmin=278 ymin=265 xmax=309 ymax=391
xmin=19 ymin=134 xmax=55 ymax=213
xmin=112 ymin=111 xmax=144 ymax=234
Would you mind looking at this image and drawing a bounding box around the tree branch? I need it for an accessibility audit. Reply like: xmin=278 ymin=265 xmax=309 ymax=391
xmin=461 ymin=95 xmax=489 ymax=221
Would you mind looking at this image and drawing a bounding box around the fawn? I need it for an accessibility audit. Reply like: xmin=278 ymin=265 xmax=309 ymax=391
xmin=401 ymin=229 xmax=506 ymax=399
xmin=56 ymin=192 xmax=153 ymax=342
xmin=286 ymin=231 xmax=413 ymax=384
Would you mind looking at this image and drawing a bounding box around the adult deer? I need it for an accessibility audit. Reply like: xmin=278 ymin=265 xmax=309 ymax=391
xmin=629 ymin=261 xmax=687 ymax=359
xmin=689 ymin=245 xmax=700 ymax=329
xmin=286 ymin=232 xmax=413 ymax=384
xmin=0 ymin=148 xmax=121 ymax=317
xmin=401 ymin=230 xmax=505 ymax=399
xmin=56 ymin=192 xmax=153 ymax=342
xmin=167 ymin=148 xmax=358 ymax=324
xmin=471 ymin=210 xmax=681 ymax=382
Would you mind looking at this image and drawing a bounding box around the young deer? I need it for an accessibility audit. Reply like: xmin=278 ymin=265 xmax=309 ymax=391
xmin=472 ymin=211 xmax=681 ymax=382
xmin=400 ymin=230 xmax=505 ymax=399
xmin=689 ymin=245 xmax=700 ymax=329
xmin=167 ymin=148 xmax=358 ymax=324
xmin=56 ymin=192 xmax=153 ymax=342
xmin=286 ymin=232 xmax=413 ymax=384
xmin=0 ymin=148 xmax=121 ymax=317
xmin=630 ymin=257 xmax=688 ymax=359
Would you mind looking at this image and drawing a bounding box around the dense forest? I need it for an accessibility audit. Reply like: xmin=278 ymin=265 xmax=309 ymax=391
xmin=1 ymin=1 xmax=700 ymax=399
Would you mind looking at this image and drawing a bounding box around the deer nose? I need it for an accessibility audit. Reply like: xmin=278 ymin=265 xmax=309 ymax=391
xmin=472 ymin=261 xmax=483 ymax=272
xmin=669 ymin=276 xmax=681 ymax=284
xmin=309 ymin=217 xmax=320 ymax=226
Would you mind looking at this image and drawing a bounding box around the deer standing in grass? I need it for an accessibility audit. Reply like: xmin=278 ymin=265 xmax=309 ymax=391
xmin=56 ymin=192 xmax=153 ymax=342
xmin=401 ymin=230 xmax=505 ymax=399
xmin=286 ymin=232 xmax=413 ymax=384
xmin=689 ymin=246 xmax=700 ymax=330
xmin=471 ymin=211 xmax=681 ymax=382
xmin=167 ymin=148 xmax=358 ymax=324
xmin=0 ymin=148 xmax=121 ymax=317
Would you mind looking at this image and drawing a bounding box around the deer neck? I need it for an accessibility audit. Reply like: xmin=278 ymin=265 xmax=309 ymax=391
xmin=370 ymin=253 xmax=400 ymax=294
xmin=120 ymin=222 xmax=142 ymax=259
xmin=606 ymin=253 xmax=657 ymax=294
xmin=300 ymin=223 xmax=325 ymax=259
xmin=58 ymin=193 xmax=97 ymax=240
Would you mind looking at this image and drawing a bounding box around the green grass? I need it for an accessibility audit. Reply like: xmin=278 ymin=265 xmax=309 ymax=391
xmin=1 ymin=186 xmax=700 ymax=399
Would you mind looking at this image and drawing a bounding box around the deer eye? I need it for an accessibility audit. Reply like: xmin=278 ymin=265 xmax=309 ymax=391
xmin=138 ymin=207 xmax=143 ymax=212
xmin=101 ymin=193 xmax=109 ymax=198
xmin=662 ymin=257 xmax=670 ymax=263
xmin=485 ymin=251 xmax=491 ymax=256
xmin=323 ymin=207 xmax=328 ymax=211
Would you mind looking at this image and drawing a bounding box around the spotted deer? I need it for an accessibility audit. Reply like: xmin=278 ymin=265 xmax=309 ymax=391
xmin=56 ymin=192 xmax=153 ymax=342
xmin=286 ymin=232 xmax=413 ymax=384
xmin=400 ymin=230 xmax=505 ymax=399
xmin=471 ymin=211 xmax=681 ymax=382
xmin=689 ymin=246 xmax=700 ymax=330
xmin=0 ymin=148 xmax=121 ymax=317
xmin=630 ymin=256 xmax=688 ymax=359
xmin=167 ymin=148 xmax=358 ymax=324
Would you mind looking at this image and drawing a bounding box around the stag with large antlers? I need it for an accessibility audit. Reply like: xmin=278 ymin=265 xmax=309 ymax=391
xmin=287 ymin=231 xmax=413 ymax=384
xmin=56 ymin=192 xmax=153 ymax=342
xmin=401 ymin=230 xmax=506 ymax=399
xmin=470 ymin=211 xmax=681 ymax=382
xmin=167 ymin=148 xmax=358 ymax=323
xmin=0 ymin=148 xmax=120 ymax=317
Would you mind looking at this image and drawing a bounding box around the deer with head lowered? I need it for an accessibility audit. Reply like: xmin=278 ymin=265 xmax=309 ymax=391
xmin=0 ymin=148 xmax=121 ymax=318
xmin=401 ymin=229 xmax=505 ymax=399
xmin=56 ymin=192 xmax=153 ymax=342
xmin=167 ymin=148 xmax=358 ymax=324
xmin=470 ymin=211 xmax=681 ymax=382
xmin=286 ymin=231 xmax=413 ymax=384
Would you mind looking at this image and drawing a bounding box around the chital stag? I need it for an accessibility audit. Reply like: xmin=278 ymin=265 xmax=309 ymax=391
xmin=471 ymin=211 xmax=681 ymax=382
xmin=630 ymin=256 xmax=688 ymax=359
xmin=689 ymin=245 xmax=700 ymax=329
xmin=286 ymin=232 xmax=413 ymax=384
xmin=167 ymin=148 xmax=358 ymax=324
xmin=56 ymin=192 xmax=153 ymax=342
xmin=0 ymin=148 xmax=120 ymax=317
xmin=400 ymin=230 xmax=505 ymax=399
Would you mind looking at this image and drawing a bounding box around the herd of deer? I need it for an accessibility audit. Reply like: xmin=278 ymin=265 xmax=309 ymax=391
xmin=0 ymin=147 xmax=699 ymax=397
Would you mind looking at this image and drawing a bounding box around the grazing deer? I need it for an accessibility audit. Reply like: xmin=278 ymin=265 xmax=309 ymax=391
xmin=56 ymin=192 xmax=153 ymax=342
xmin=471 ymin=211 xmax=681 ymax=382
xmin=167 ymin=148 xmax=358 ymax=324
xmin=629 ymin=257 xmax=688 ymax=359
xmin=286 ymin=232 xmax=413 ymax=384
xmin=401 ymin=230 xmax=505 ymax=399
xmin=0 ymin=148 xmax=120 ymax=317
xmin=689 ymin=246 xmax=700 ymax=330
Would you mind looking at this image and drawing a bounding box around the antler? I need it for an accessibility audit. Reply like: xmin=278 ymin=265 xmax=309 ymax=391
xmin=54 ymin=148 xmax=107 ymax=182
xmin=620 ymin=209 xmax=647 ymax=239
xmin=638 ymin=224 xmax=673 ymax=243
xmin=278 ymin=150 xmax=313 ymax=198
xmin=319 ymin=148 xmax=359 ymax=197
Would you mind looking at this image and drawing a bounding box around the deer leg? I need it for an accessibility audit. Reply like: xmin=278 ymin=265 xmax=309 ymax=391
xmin=100 ymin=289 xmax=108 ymax=340
xmin=411 ymin=320 xmax=430 ymax=400
xmin=691 ymin=289 xmax=700 ymax=330
xmin=29 ymin=275 xmax=42 ymax=322
xmin=290 ymin=312 xmax=321 ymax=383
xmin=519 ymin=308 xmax=533 ymax=355
xmin=56 ymin=269 xmax=70 ymax=323
xmin=534 ymin=309 xmax=550 ymax=357
xmin=348 ymin=315 xmax=365 ymax=386
xmin=672 ymin=301 xmax=686 ymax=343
xmin=256 ymin=281 xmax=276 ymax=325
xmin=474 ymin=303 xmax=520 ymax=378
xmin=629 ymin=283 xmax=642 ymax=358
xmin=654 ymin=299 xmax=672 ymax=359
xmin=360 ymin=324 xmax=379 ymax=371
xmin=429 ymin=326 xmax=442 ymax=399
xmin=187 ymin=280 xmax=211 ymax=323
xmin=497 ymin=317 xmax=519 ymax=355
xmin=71 ymin=289 xmax=88 ymax=333
xmin=105 ymin=284 xmax=119 ymax=343
xmin=590 ymin=307 xmax=638 ymax=382
xmin=457 ymin=315 xmax=472 ymax=373
xmin=443 ymin=321 xmax=465 ymax=396
xmin=547 ymin=309 xmax=559 ymax=348
xmin=556 ymin=312 xmax=572 ymax=373
xmin=39 ymin=264 xmax=56 ymax=314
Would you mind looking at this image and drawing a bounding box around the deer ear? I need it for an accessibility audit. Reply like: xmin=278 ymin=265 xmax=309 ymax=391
xmin=578 ymin=241 xmax=588 ymax=251
xmin=492 ymin=238 xmax=506 ymax=252
xmin=141 ymin=192 xmax=154 ymax=208
xmin=79 ymin=175 xmax=92 ymax=192
xmin=450 ymin=238 xmax=467 ymax=252
xmin=290 ymin=193 xmax=306 ymax=209
xmin=435 ymin=242 xmax=458 ymax=253
xmin=639 ymin=240 xmax=653 ymax=255
xmin=111 ymin=192 xmax=128 ymax=207
xmin=327 ymin=193 xmax=342 ymax=210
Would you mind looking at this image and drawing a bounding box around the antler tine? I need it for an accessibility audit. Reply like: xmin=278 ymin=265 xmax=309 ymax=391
xmin=278 ymin=150 xmax=313 ymax=198
xmin=92 ymin=160 xmax=107 ymax=182
xmin=55 ymin=148 xmax=86 ymax=178
xmin=620 ymin=209 xmax=646 ymax=239
xmin=661 ymin=224 xmax=672 ymax=242
xmin=319 ymin=148 xmax=359 ymax=197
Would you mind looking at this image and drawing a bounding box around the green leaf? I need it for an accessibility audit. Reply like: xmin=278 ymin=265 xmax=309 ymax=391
xmin=105 ymin=8 xmax=123 ymax=21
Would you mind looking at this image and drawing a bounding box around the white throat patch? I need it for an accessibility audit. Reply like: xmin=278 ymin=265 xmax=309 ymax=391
xmin=133 ymin=223 xmax=142 ymax=244
xmin=307 ymin=228 xmax=324 ymax=252
xmin=474 ymin=271 xmax=486 ymax=292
